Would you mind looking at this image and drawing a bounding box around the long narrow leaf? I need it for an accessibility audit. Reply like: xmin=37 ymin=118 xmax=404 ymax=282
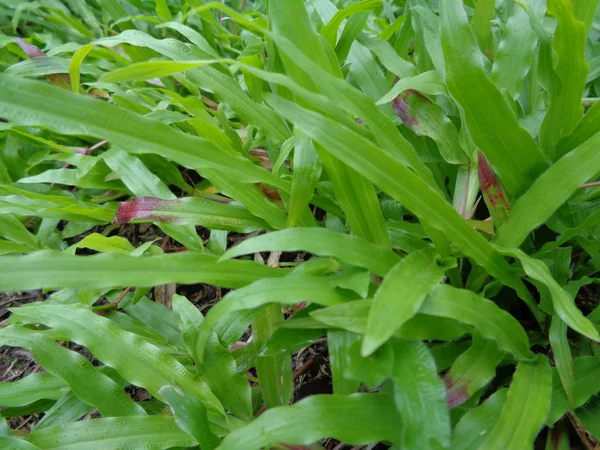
xmin=0 ymin=251 xmax=285 ymax=291
xmin=362 ymin=248 xmax=450 ymax=356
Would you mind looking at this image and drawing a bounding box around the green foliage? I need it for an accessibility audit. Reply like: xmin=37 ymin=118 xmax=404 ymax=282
xmin=0 ymin=0 xmax=600 ymax=448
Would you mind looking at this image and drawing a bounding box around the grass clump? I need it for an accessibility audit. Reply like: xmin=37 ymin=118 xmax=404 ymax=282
xmin=1 ymin=0 xmax=600 ymax=448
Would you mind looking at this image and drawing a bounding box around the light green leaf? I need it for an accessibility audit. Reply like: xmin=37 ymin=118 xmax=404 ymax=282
xmin=480 ymin=356 xmax=552 ymax=448
xmin=160 ymin=386 xmax=220 ymax=450
xmin=549 ymin=313 xmax=575 ymax=407
xmin=0 ymin=251 xmax=285 ymax=291
xmin=253 ymin=304 xmax=293 ymax=409
xmin=101 ymin=60 xmax=219 ymax=83
xmin=0 ymin=214 xmax=39 ymax=248
xmin=451 ymin=389 xmax=508 ymax=450
xmin=288 ymin=130 xmax=321 ymax=227
xmin=0 ymin=373 xmax=67 ymax=407
xmin=69 ymin=43 xmax=94 ymax=93
xmin=548 ymin=356 xmax=600 ymax=424
xmin=363 ymin=247 xmax=450 ymax=356
xmin=27 ymin=416 xmax=195 ymax=450
xmin=445 ymin=334 xmax=505 ymax=408
xmin=391 ymin=340 xmax=450 ymax=450
xmin=320 ymin=0 xmax=382 ymax=49
xmin=491 ymin=0 xmax=541 ymax=100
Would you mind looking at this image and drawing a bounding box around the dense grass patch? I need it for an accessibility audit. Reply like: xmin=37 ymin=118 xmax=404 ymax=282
xmin=1 ymin=0 xmax=600 ymax=448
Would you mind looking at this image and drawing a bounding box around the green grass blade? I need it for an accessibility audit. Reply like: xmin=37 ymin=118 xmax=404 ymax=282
xmin=549 ymin=314 xmax=575 ymax=407
xmin=100 ymin=60 xmax=218 ymax=82
xmin=0 ymin=214 xmax=40 ymax=248
xmin=310 ymin=300 xmax=467 ymax=341
xmin=220 ymin=228 xmax=400 ymax=276
xmin=421 ymin=285 xmax=534 ymax=361
xmin=471 ymin=0 xmax=494 ymax=53
xmin=0 ymin=251 xmax=285 ymax=291
xmin=216 ymin=394 xmax=403 ymax=450
xmin=35 ymin=392 xmax=94 ymax=431
xmin=362 ymin=248 xmax=451 ymax=356
xmin=539 ymin=0 xmax=589 ymax=160
xmin=439 ymin=0 xmax=548 ymax=198
xmin=480 ymin=355 xmax=552 ymax=449
xmin=0 ymin=373 xmax=67 ymax=407
xmin=160 ymin=386 xmax=221 ymax=450
xmin=95 ymin=30 xmax=290 ymax=143
xmin=556 ymin=101 xmax=600 ymax=155
xmin=0 ymin=438 xmax=39 ymax=449
xmin=328 ymin=329 xmax=361 ymax=394
xmin=320 ymin=0 xmax=382 ymax=49
xmin=253 ymin=304 xmax=293 ymax=409
xmin=451 ymin=389 xmax=508 ymax=450
xmin=391 ymin=340 xmax=450 ymax=449
xmin=27 ymin=416 xmax=195 ymax=450
xmin=287 ymin=131 xmax=321 ymax=227
xmin=68 ymin=43 xmax=94 ymax=93
xmin=0 ymin=326 xmax=145 ymax=417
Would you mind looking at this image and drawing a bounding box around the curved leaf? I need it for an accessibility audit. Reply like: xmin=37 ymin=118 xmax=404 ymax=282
xmin=116 ymin=197 xmax=269 ymax=233
xmin=445 ymin=334 xmax=505 ymax=408
xmin=0 ymin=373 xmax=67 ymax=407
xmin=160 ymin=386 xmax=221 ymax=450
xmin=216 ymin=394 xmax=403 ymax=450
xmin=497 ymin=248 xmax=599 ymax=341
xmin=27 ymin=416 xmax=195 ymax=450
xmin=221 ymin=228 xmax=400 ymax=276
xmin=420 ymin=285 xmax=534 ymax=361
